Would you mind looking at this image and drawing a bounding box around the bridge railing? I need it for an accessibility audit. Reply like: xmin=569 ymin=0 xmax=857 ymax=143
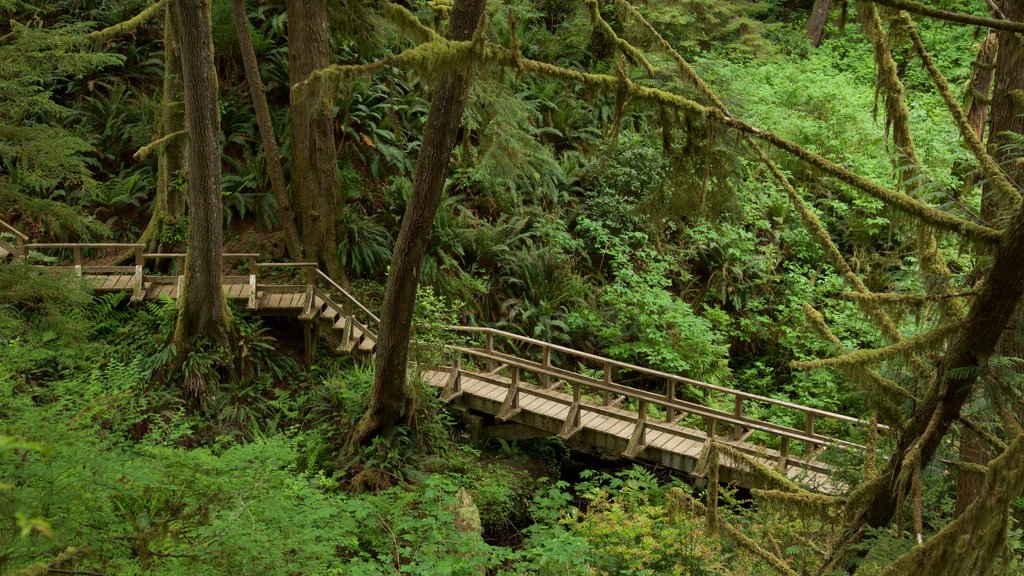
xmin=445 ymin=326 xmax=886 ymax=468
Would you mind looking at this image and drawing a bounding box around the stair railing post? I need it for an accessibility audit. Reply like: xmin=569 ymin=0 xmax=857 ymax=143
xmin=342 ymin=300 xmax=354 ymax=348
xmin=16 ymin=236 xmax=26 ymax=258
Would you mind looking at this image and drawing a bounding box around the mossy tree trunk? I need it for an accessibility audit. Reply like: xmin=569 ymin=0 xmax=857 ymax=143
xmin=140 ymin=0 xmax=186 ymax=254
xmin=955 ymin=0 xmax=1024 ymax=519
xmin=349 ymin=0 xmax=485 ymax=446
xmin=287 ymin=0 xmax=343 ymax=279
xmin=172 ymin=0 xmax=231 ymax=351
xmin=838 ymin=200 xmax=1024 ymax=548
xmin=231 ymin=0 xmax=303 ymax=261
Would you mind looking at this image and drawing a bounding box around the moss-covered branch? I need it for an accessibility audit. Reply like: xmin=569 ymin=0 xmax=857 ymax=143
xmin=133 ymin=130 xmax=185 ymax=161
xmin=901 ymin=12 xmax=1022 ymax=211
xmin=868 ymin=0 xmax=1024 ymax=32
xmin=583 ymin=0 xmax=655 ymax=76
xmin=87 ymin=0 xmax=167 ymax=42
xmin=792 ymin=322 xmax=960 ymax=370
xmin=839 ymin=289 xmax=978 ymax=303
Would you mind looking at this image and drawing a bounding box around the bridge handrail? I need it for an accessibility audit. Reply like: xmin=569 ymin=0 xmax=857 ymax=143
xmin=450 ymin=343 xmax=862 ymax=451
xmin=449 ymin=326 xmax=886 ymax=440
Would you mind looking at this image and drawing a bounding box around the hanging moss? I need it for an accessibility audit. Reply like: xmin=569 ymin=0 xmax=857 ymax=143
xmin=714 ymin=441 xmax=805 ymax=493
xmin=752 ymin=489 xmax=844 ymax=522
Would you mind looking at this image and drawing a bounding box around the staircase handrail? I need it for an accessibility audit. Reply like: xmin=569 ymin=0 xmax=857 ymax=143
xmin=0 ymin=218 xmax=29 ymax=257
xmin=313 ymin=268 xmax=380 ymax=327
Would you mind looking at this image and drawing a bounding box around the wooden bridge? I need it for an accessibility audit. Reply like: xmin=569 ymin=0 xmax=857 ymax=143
xmin=1 ymin=219 xmax=884 ymax=492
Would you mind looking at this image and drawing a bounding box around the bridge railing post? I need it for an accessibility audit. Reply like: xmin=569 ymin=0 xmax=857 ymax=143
xmin=540 ymin=345 xmax=551 ymax=388
xmin=247 ymin=255 xmax=258 ymax=310
xmin=602 ymin=363 xmax=612 ymax=406
xmin=485 ymin=333 xmax=495 ymax=372
xmin=733 ymin=396 xmax=745 ymax=440
xmin=805 ymin=413 xmax=817 ymax=454
xmin=73 ymin=246 xmax=83 ymax=276
xmin=132 ymin=245 xmax=144 ymax=302
xmin=665 ymin=379 xmax=676 ymax=422
xmin=779 ymin=437 xmax=790 ymax=469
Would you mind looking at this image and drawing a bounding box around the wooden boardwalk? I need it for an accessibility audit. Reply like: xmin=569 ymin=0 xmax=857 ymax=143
xmin=2 ymin=218 xmax=884 ymax=492
xmin=421 ymin=367 xmax=838 ymax=490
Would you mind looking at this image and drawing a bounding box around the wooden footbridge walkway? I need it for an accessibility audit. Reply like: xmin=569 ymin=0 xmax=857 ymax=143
xmin=1 ymin=219 xmax=884 ymax=492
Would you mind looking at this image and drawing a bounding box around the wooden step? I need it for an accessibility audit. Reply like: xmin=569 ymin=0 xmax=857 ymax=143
xmin=358 ymin=338 xmax=375 ymax=353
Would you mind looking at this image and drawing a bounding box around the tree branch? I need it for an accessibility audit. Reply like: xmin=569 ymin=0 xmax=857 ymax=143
xmin=133 ymin=130 xmax=186 ymax=160
xmin=87 ymin=0 xmax=167 ymax=42
xmin=868 ymin=0 xmax=1024 ymax=33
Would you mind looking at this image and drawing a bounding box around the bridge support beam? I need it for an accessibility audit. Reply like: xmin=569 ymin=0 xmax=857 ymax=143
xmin=303 ymin=320 xmax=318 ymax=364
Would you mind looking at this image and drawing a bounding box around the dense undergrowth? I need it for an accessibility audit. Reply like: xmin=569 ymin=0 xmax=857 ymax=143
xmin=4 ymin=0 xmax=1024 ymax=573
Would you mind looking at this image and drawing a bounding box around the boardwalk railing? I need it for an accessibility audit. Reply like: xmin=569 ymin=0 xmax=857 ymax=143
xmin=442 ymin=326 xmax=887 ymax=468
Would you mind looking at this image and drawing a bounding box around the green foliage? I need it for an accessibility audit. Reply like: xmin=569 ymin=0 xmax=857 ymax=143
xmin=572 ymin=218 xmax=731 ymax=382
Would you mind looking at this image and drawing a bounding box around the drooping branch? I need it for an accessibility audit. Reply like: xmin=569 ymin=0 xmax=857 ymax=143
xmin=867 ymin=0 xmax=1024 ymax=33
xmin=87 ymin=0 xmax=167 ymax=42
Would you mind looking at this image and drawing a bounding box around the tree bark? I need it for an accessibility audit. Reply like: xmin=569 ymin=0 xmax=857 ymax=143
xmin=173 ymin=0 xmax=230 ymax=350
xmin=966 ymin=32 xmax=998 ymax=142
xmin=287 ymin=0 xmax=344 ymax=279
xmin=953 ymin=0 xmax=1024 ymax=521
xmin=140 ymin=0 xmax=186 ymax=253
xmin=807 ymin=0 xmax=833 ymax=47
xmin=231 ymin=0 xmax=303 ymax=261
xmin=350 ymin=0 xmax=485 ymax=446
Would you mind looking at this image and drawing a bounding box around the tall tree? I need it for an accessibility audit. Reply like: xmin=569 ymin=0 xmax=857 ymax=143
xmin=955 ymin=0 xmax=1024 ymax=519
xmin=350 ymin=0 xmax=486 ymax=445
xmin=172 ymin=0 xmax=230 ymax=350
xmin=139 ymin=0 xmax=187 ymax=253
xmin=287 ymin=0 xmax=344 ymax=279
xmin=231 ymin=0 xmax=303 ymax=261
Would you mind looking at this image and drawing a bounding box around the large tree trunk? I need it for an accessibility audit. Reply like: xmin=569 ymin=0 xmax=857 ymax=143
xmin=954 ymin=0 xmax=1024 ymax=521
xmin=172 ymin=0 xmax=230 ymax=350
xmin=807 ymin=0 xmax=833 ymax=47
xmin=231 ymin=0 xmax=303 ymax=261
xmin=287 ymin=0 xmax=343 ymax=279
xmin=350 ymin=0 xmax=486 ymax=445
xmin=140 ymin=0 xmax=186 ymax=253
